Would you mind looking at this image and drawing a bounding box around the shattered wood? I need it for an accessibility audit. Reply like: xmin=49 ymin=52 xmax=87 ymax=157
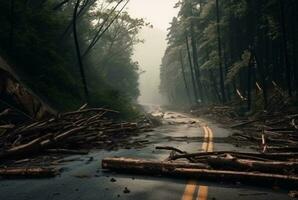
xmin=102 ymin=146 xmax=298 ymax=188
xmin=0 ymin=106 xmax=155 ymax=177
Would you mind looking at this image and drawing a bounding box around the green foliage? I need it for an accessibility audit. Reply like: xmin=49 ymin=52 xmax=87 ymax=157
xmin=0 ymin=0 xmax=145 ymax=117
xmin=161 ymin=0 xmax=298 ymax=108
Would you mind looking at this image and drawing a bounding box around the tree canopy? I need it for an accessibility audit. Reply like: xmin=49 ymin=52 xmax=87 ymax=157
xmin=160 ymin=0 xmax=298 ymax=112
xmin=0 ymin=0 xmax=147 ymax=117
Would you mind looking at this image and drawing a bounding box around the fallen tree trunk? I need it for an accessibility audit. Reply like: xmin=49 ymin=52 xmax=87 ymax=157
xmin=0 ymin=134 xmax=52 ymax=159
xmin=0 ymin=167 xmax=58 ymax=178
xmin=170 ymin=151 xmax=298 ymax=161
xmin=0 ymin=127 xmax=85 ymax=159
xmin=267 ymin=146 xmax=298 ymax=152
xmin=175 ymin=168 xmax=298 ymax=188
xmin=102 ymin=157 xmax=298 ymax=188
xmin=207 ymin=155 xmax=298 ymax=173
xmin=102 ymin=157 xmax=210 ymax=173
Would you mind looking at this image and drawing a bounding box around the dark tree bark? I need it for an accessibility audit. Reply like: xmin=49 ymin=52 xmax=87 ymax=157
xmin=279 ymin=0 xmax=292 ymax=97
xmin=222 ymin=42 xmax=231 ymax=101
xmin=247 ymin=52 xmax=254 ymax=111
xmin=179 ymin=50 xmax=192 ymax=105
xmin=290 ymin=1 xmax=298 ymax=95
xmin=73 ymin=0 xmax=89 ymax=103
xmin=254 ymin=51 xmax=268 ymax=109
xmin=185 ymin=36 xmax=198 ymax=103
xmin=190 ymin=22 xmax=204 ymax=103
xmin=9 ymin=0 xmax=15 ymax=53
xmin=209 ymin=70 xmax=220 ymax=102
xmin=215 ymin=0 xmax=226 ymax=103
xmin=254 ymin=1 xmax=268 ymax=109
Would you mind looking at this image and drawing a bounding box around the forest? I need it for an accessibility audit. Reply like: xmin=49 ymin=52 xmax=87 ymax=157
xmin=160 ymin=0 xmax=298 ymax=113
xmin=0 ymin=0 xmax=146 ymax=117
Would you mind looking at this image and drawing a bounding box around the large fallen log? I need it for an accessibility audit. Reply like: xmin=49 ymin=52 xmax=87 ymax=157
xmin=102 ymin=157 xmax=210 ymax=173
xmin=170 ymin=151 xmax=298 ymax=161
xmin=102 ymin=157 xmax=298 ymax=188
xmin=207 ymin=155 xmax=298 ymax=173
xmin=0 ymin=167 xmax=58 ymax=178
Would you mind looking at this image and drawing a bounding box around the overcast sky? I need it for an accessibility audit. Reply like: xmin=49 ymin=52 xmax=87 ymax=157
xmin=127 ymin=0 xmax=178 ymax=31
xmin=127 ymin=0 xmax=178 ymax=105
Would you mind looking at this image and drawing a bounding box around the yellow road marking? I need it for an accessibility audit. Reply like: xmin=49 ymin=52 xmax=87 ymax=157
xmin=182 ymin=125 xmax=213 ymax=200
xmin=201 ymin=126 xmax=209 ymax=151
xmin=181 ymin=180 xmax=197 ymax=200
xmin=197 ymin=186 xmax=208 ymax=200
xmin=207 ymin=127 xmax=213 ymax=152
xmin=196 ymin=127 xmax=214 ymax=199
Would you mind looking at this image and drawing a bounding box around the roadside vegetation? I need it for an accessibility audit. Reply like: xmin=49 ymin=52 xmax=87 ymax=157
xmin=0 ymin=0 xmax=147 ymax=118
xmin=160 ymin=0 xmax=298 ymax=115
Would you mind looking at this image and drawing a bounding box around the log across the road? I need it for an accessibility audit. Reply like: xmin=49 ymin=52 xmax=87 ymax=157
xmin=170 ymin=151 xmax=298 ymax=161
xmin=102 ymin=157 xmax=298 ymax=188
xmin=102 ymin=157 xmax=210 ymax=173
xmin=207 ymin=155 xmax=298 ymax=173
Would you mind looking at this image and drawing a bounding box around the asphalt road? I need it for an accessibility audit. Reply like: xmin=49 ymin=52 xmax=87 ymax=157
xmin=0 ymin=111 xmax=292 ymax=200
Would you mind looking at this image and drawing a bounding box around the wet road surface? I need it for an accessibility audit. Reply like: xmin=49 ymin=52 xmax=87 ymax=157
xmin=0 ymin=111 xmax=292 ymax=200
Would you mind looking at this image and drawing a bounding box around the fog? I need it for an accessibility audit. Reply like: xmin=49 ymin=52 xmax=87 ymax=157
xmin=127 ymin=0 xmax=178 ymax=105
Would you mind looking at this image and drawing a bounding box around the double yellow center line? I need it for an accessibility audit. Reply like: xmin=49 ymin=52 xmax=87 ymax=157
xmin=181 ymin=125 xmax=214 ymax=200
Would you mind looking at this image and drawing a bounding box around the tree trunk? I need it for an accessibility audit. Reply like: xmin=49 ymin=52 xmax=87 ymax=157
xmin=207 ymin=156 xmax=298 ymax=174
xmin=190 ymin=22 xmax=204 ymax=103
xmin=73 ymin=0 xmax=90 ymax=103
xmin=279 ymin=0 xmax=292 ymax=97
xmin=247 ymin=53 xmax=253 ymax=111
xmin=290 ymin=2 xmax=298 ymax=96
xmin=209 ymin=70 xmax=220 ymax=103
xmin=102 ymin=157 xmax=298 ymax=188
xmin=102 ymin=157 xmax=210 ymax=172
xmin=9 ymin=0 xmax=15 ymax=53
xmin=179 ymin=50 xmax=192 ymax=105
xmin=185 ymin=36 xmax=198 ymax=103
xmin=215 ymin=0 xmax=226 ymax=103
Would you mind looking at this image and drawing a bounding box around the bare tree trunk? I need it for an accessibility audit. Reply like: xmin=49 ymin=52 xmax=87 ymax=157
xmin=247 ymin=53 xmax=254 ymax=111
xmin=185 ymin=36 xmax=198 ymax=103
xmin=190 ymin=22 xmax=204 ymax=103
xmin=290 ymin=2 xmax=298 ymax=96
xmin=73 ymin=0 xmax=89 ymax=103
xmin=9 ymin=0 xmax=15 ymax=53
xmin=279 ymin=0 xmax=292 ymax=97
xmin=179 ymin=50 xmax=192 ymax=105
xmin=209 ymin=70 xmax=220 ymax=102
xmin=215 ymin=0 xmax=226 ymax=103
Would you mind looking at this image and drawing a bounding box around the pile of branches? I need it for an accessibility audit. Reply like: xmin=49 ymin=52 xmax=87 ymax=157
xmin=230 ymin=113 xmax=298 ymax=153
xmin=0 ymin=106 xmax=152 ymax=178
xmin=191 ymin=105 xmax=240 ymax=123
xmin=102 ymin=146 xmax=298 ymax=188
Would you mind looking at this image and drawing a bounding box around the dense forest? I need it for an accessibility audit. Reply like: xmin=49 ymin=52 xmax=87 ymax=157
xmin=0 ymin=0 xmax=147 ymax=117
xmin=160 ymin=0 xmax=298 ymax=113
